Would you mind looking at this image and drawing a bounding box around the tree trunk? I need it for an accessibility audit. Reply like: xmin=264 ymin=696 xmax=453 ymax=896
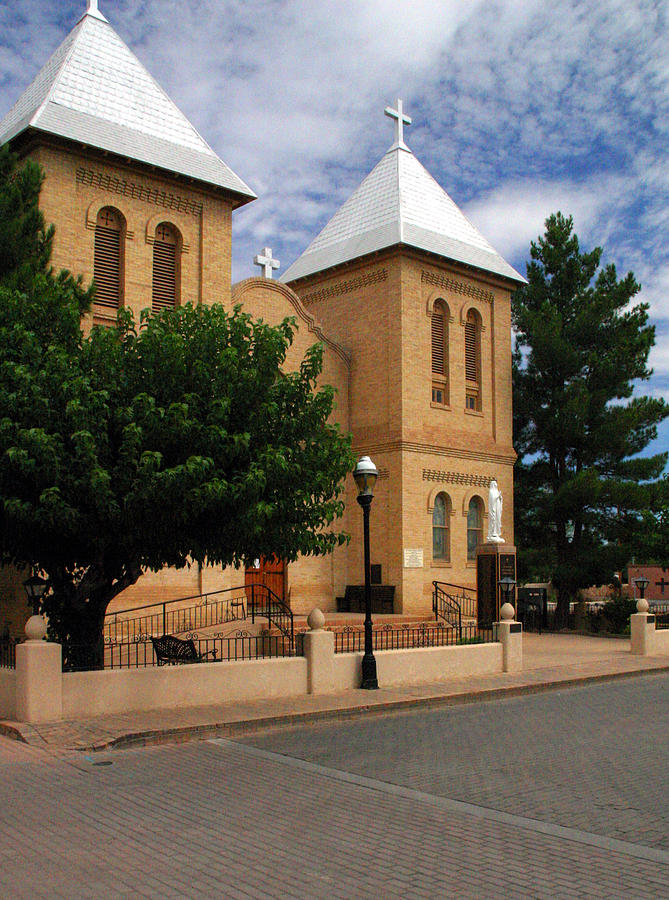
xmin=555 ymin=585 xmax=571 ymax=629
xmin=44 ymin=562 xmax=142 ymax=670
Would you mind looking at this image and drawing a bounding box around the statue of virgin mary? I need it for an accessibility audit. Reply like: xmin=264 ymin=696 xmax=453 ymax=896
xmin=487 ymin=480 xmax=504 ymax=543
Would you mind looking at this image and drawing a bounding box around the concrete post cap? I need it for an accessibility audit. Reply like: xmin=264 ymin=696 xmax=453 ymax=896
xmin=307 ymin=608 xmax=325 ymax=631
xmin=500 ymin=602 xmax=515 ymax=621
xmin=636 ymin=598 xmax=649 ymax=613
xmin=25 ymin=614 xmax=47 ymax=641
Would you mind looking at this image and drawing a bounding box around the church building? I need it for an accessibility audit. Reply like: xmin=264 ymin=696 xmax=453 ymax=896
xmin=0 ymin=1 xmax=524 ymax=624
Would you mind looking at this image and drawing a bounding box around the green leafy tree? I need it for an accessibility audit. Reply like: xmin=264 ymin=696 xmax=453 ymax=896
xmin=512 ymin=212 xmax=668 ymax=626
xmin=0 ymin=150 xmax=354 ymax=665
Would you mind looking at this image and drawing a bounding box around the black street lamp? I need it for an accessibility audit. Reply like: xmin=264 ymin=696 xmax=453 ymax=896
xmin=634 ymin=576 xmax=650 ymax=601
xmin=353 ymin=455 xmax=379 ymax=690
xmin=23 ymin=572 xmax=48 ymax=616
xmin=498 ymin=576 xmax=516 ymax=614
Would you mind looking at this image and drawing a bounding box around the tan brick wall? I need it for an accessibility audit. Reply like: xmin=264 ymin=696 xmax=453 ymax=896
xmin=28 ymin=143 xmax=233 ymax=327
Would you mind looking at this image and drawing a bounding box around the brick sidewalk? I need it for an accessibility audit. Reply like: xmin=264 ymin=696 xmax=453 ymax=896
xmin=2 ymin=633 xmax=668 ymax=753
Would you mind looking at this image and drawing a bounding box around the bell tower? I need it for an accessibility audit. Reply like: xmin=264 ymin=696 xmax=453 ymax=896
xmin=283 ymin=101 xmax=525 ymax=613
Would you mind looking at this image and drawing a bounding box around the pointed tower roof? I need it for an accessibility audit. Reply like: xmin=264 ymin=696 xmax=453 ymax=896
xmin=0 ymin=2 xmax=255 ymax=206
xmin=281 ymin=103 xmax=523 ymax=284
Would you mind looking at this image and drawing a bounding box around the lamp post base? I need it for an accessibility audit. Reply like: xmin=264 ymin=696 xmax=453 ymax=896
xmin=361 ymin=652 xmax=379 ymax=690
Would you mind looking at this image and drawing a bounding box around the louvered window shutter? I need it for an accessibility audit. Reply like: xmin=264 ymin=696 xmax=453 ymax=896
xmin=94 ymin=208 xmax=122 ymax=309
xmin=465 ymin=317 xmax=478 ymax=383
xmin=431 ymin=309 xmax=445 ymax=375
xmin=152 ymin=224 xmax=178 ymax=312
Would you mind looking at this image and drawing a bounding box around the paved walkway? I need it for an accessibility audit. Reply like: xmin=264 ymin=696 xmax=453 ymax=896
xmin=2 ymin=633 xmax=668 ymax=753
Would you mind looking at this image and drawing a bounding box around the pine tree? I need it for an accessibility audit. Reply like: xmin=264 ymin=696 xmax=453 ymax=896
xmin=512 ymin=213 xmax=668 ymax=626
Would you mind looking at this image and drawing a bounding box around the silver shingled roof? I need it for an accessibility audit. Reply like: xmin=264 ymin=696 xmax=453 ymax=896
xmin=281 ymin=145 xmax=525 ymax=284
xmin=0 ymin=6 xmax=255 ymax=205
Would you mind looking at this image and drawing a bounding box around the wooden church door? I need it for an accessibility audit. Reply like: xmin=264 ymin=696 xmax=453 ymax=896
xmin=245 ymin=557 xmax=286 ymax=602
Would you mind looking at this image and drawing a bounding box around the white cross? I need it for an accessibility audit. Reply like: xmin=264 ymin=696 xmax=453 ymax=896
xmin=384 ymin=98 xmax=412 ymax=149
xmin=86 ymin=0 xmax=107 ymax=20
xmin=253 ymin=247 xmax=280 ymax=279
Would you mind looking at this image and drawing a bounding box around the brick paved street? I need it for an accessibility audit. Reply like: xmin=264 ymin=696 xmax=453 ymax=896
xmin=1 ymin=674 xmax=668 ymax=898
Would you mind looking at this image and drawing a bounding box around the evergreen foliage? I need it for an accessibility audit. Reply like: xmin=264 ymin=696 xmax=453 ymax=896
xmin=512 ymin=213 xmax=668 ymax=625
xmin=0 ymin=150 xmax=354 ymax=664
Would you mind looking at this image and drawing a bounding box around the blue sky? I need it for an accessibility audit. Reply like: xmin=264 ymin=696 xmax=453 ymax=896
xmin=1 ymin=0 xmax=667 ymax=464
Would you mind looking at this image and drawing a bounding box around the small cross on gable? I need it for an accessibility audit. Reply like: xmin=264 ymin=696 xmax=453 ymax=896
xmin=384 ymin=98 xmax=412 ymax=150
xmin=254 ymin=247 xmax=280 ymax=279
xmin=656 ymin=576 xmax=669 ymax=595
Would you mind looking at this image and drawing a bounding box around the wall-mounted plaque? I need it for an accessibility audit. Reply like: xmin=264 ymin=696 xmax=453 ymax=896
xmin=403 ymin=548 xmax=424 ymax=568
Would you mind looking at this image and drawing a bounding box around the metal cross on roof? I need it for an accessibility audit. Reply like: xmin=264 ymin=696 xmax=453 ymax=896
xmin=85 ymin=0 xmax=106 ymax=20
xmin=384 ymin=98 xmax=412 ymax=150
xmin=254 ymin=247 xmax=280 ymax=279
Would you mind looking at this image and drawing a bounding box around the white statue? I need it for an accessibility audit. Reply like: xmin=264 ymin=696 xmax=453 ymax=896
xmin=487 ymin=479 xmax=504 ymax=543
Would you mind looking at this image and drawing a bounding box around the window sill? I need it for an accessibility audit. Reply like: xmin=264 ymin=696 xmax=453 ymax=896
xmin=431 ymin=560 xmax=452 ymax=568
xmin=430 ymin=402 xmax=452 ymax=411
xmin=464 ymin=408 xmax=484 ymax=418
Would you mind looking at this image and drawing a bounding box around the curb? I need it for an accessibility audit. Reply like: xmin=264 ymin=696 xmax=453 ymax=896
xmin=90 ymin=663 xmax=669 ymax=753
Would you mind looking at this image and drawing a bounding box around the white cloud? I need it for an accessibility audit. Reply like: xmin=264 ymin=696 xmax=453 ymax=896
xmin=0 ymin=0 xmax=667 ymax=456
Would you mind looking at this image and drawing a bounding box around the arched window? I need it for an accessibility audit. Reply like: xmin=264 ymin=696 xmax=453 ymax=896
xmin=432 ymin=492 xmax=451 ymax=562
xmin=152 ymin=222 xmax=180 ymax=312
xmin=465 ymin=309 xmax=482 ymax=411
xmin=94 ymin=206 xmax=124 ymax=311
xmin=467 ymin=496 xmax=483 ymax=560
xmin=431 ymin=300 xmax=449 ymax=406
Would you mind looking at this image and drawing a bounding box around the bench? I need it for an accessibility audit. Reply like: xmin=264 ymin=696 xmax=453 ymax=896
xmin=151 ymin=635 xmax=218 ymax=666
xmin=338 ymin=585 xmax=395 ymax=615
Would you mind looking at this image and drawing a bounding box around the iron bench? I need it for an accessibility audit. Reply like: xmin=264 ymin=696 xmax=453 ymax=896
xmin=151 ymin=635 xmax=218 ymax=666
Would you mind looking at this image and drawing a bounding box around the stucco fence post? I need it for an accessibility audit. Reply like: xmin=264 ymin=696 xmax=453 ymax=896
xmin=631 ymin=598 xmax=658 ymax=656
xmin=494 ymin=602 xmax=523 ymax=673
xmin=302 ymin=608 xmax=335 ymax=695
xmin=15 ymin=614 xmax=63 ymax=723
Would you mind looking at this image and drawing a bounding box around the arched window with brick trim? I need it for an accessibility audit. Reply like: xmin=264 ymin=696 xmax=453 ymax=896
xmin=467 ymin=495 xmax=484 ymax=560
xmin=94 ymin=206 xmax=124 ymax=312
xmin=465 ymin=308 xmax=482 ymax=411
xmin=152 ymin=222 xmax=181 ymax=313
xmin=432 ymin=492 xmax=451 ymax=562
xmin=431 ymin=300 xmax=449 ymax=406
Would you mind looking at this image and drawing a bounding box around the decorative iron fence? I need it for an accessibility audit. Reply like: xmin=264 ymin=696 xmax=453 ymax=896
xmin=63 ymin=630 xmax=300 ymax=672
xmin=0 ymin=639 xmax=18 ymax=669
xmin=652 ymin=603 xmax=669 ymax=630
xmin=333 ymin=622 xmax=494 ymax=654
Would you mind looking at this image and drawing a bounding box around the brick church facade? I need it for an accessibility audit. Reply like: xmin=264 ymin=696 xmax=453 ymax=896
xmin=0 ymin=2 xmax=524 ymax=628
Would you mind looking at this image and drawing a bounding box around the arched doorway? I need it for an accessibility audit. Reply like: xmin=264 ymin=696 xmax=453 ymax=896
xmin=245 ymin=557 xmax=286 ymax=603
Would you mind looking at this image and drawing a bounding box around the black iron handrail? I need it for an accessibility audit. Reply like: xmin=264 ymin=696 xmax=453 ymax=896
xmin=432 ymin=581 xmax=477 ymax=639
xmin=103 ymin=586 xmax=250 ymax=645
xmin=104 ymin=582 xmax=294 ymax=651
xmin=246 ymin=582 xmax=294 ymax=649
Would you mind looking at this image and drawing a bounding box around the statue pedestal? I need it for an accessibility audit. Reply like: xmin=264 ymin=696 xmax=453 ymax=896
xmin=476 ymin=543 xmax=517 ymax=627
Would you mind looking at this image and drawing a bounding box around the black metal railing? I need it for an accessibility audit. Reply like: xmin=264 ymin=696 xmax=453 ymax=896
xmin=651 ymin=603 xmax=669 ymax=629
xmin=63 ymin=630 xmax=300 ymax=672
xmin=432 ymin=581 xmax=477 ymax=638
xmin=246 ymin=582 xmax=294 ymax=647
xmin=103 ymin=586 xmax=251 ymax=645
xmin=103 ymin=583 xmax=294 ymax=649
xmin=333 ymin=622 xmax=494 ymax=654
xmin=0 ymin=638 xmax=18 ymax=669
